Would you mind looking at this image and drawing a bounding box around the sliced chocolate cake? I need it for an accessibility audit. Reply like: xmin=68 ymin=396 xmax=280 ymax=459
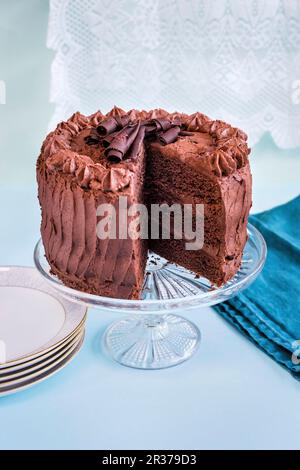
xmin=37 ymin=107 xmax=252 ymax=299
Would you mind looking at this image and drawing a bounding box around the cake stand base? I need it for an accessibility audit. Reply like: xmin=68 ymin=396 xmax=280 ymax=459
xmin=103 ymin=314 xmax=200 ymax=369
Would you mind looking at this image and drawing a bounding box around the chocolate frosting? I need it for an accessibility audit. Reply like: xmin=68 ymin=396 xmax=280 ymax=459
xmin=39 ymin=107 xmax=250 ymax=193
xmin=45 ymin=150 xmax=131 ymax=193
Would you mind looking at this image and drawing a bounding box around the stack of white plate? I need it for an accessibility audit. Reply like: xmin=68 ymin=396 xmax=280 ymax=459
xmin=0 ymin=266 xmax=87 ymax=396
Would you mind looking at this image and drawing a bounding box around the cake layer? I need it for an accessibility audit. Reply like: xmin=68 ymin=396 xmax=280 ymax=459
xmin=147 ymin=137 xmax=252 ymax=285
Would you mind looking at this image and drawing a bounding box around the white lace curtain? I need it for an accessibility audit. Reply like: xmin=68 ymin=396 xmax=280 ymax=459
xmin=48 ymin=0 xmax=300 ymax=148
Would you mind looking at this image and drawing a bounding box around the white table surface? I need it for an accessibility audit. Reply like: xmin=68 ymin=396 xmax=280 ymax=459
xmin=0 ymin=137 xmax=299 ymax=450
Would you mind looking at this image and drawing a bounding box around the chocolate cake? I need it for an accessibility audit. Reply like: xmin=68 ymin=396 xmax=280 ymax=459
xmin=37 ymin=107 xmax=252 ymax=299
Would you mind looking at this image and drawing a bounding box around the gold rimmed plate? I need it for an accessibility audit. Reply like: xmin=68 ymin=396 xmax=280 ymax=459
xmin=0 ymin=266 xmax=87 ymax=368
xmin=0 ymin=326 xmax=84 ymax=381
xmin=0 ymin=315 xmax=86 ymax=373
xmin=0 ymin=330 xmax=85 ymax=389
xmin=0 ymin=333 xmax=85 ymax=396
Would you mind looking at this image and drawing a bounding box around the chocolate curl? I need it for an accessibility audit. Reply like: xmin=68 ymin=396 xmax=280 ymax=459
xmin=152 ymin=118 xmax=173 ymax=132
xmin=143 ymin=117 xmax=182 ymax=136
xmin=105 ymin=134 xmax=126 ymax=162
xmin=102 ymin=130 xmax=119 ymax=148
xmin=127 ymin=126 xmax=146 ymax=160
xmin=97 ymin=117 xmax=119 ymax=135
xmin=143 ymin=123 xmax=158 ymax=135
xmin=102 ymin=121 xmax=136 ymax=148
xmin=105 ymin=122 xmax=141 ymax=162
xmin=159 ymin=126 xmax=181 ymax=145
xmin=97 ymin=115 xmax=131 ymax=136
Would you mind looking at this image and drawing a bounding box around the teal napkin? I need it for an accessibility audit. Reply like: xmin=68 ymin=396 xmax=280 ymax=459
xmin=213 ymin=195 xmax=300 ymax=379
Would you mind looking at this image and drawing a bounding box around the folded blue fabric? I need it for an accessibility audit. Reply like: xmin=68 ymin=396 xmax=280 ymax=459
xmin=213 ymin=195 xmax=300 ymax=379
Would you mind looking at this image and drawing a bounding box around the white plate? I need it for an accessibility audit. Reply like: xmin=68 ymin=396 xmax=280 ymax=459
xmin=0 ymin=326 xmax=84 ymax=381
xmin=0 ymin=266 xmax=87 ymax=366
xmin=0 ymin=316 xmax=85 ymax=372
xmin=0 ymin=331 xmax=85 ymax=394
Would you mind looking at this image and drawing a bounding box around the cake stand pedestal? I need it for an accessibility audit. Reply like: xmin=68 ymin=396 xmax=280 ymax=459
xmin=103 ymin=314 xmax=200 ymax=369
xmin=34 ymin=224 xmax=266 ymax=370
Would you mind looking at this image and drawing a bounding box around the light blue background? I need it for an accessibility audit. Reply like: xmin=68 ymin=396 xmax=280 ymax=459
xmin=0 ymin=0 xmax=53 ymax=187
xmin=1 ymin=0 xmax=300 ymax=450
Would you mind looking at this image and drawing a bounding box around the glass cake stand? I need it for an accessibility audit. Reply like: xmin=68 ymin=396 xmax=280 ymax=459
xmin=34 ymin=224 xmax=267 ymax=369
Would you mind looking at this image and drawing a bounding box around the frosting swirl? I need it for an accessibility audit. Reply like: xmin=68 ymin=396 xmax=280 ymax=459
xmin=45 ymin=150 xmax=132 ymax=192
